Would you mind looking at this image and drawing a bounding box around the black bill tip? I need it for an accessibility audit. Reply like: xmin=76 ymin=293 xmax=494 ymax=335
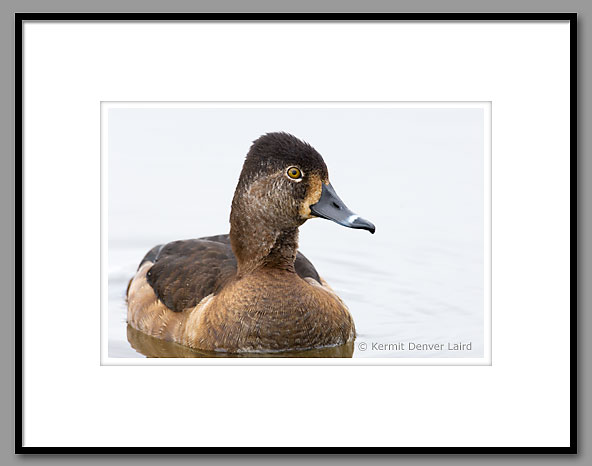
xmin=349 ymin=215 xmax=376 ymax=234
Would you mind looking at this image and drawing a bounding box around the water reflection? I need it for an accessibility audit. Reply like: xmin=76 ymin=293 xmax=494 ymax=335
xmin=127 ymin=325 xmax=354 ymax=358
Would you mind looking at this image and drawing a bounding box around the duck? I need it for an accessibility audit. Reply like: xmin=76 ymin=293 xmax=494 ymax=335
xmin=126 ymin=132 xmax=375 ymax=354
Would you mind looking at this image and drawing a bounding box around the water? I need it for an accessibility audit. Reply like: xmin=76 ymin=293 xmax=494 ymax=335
xmin=107 ymin=106 xmax=485 ymax=359
xmin=108 ymin=228 xmax=484 ymax=359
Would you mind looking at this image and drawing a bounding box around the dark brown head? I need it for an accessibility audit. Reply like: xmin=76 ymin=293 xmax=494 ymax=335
xmin=232 ymin=132 xmax=375 ymax=232
xmin=230 ymin=132 xmax=374 ymax=270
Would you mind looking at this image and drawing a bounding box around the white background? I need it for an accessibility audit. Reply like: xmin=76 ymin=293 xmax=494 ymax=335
xmin=23 ymin=22 xmax=570 ymax=447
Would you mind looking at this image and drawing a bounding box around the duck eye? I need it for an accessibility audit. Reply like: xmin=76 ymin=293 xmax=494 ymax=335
xmin=287 ymin=167 xmax=302 ymax=179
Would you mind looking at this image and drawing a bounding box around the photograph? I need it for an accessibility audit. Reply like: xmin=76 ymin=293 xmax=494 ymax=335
xmin=104 ymin=102 xmax=490 ymax=361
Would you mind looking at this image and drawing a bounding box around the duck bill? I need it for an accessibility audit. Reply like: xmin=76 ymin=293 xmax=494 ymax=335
xmin=310 ymin=183 xmax=375 ymax=234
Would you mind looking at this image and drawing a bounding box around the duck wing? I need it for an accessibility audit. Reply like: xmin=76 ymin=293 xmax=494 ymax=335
xmin=140 ymin=238 xmax=237 ymax=312
xmin=137 ymin=234 xmax=321 ymax=312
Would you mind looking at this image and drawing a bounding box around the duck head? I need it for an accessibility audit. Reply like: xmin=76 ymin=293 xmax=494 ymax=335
xmin=230 ymin=132 xmax=374 ymax=272
xmin=231 ymin=132 xmax=375 ymax=234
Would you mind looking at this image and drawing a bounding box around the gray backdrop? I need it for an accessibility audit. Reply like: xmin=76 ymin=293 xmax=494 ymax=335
xmin=3 ymin=1 xmax=586 ymax=464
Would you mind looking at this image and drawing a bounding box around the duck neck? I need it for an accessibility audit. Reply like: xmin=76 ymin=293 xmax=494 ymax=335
xmin=230 ymin=216 xmax=299 ymax=276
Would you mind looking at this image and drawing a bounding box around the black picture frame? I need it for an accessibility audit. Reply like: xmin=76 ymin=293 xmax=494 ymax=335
xmin=15 ymin=12 xmax=577 ymax=454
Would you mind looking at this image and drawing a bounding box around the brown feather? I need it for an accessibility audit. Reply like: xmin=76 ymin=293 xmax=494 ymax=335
xmin=126 ymin=132 xmax=357 ymax=354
